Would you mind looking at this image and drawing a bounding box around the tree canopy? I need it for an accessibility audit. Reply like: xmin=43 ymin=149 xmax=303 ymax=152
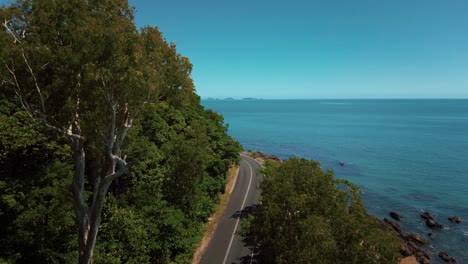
xmin=240 ymin=158 xmax=400 ymax=264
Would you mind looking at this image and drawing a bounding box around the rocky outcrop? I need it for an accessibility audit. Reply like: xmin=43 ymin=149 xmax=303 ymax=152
xmin=426 ymin=218 xmax=444 ymax=230
xmin=400 ymin=242 xmax=416 ymax=256
xmin=390 ymin=211 xmax=403 ymax=221
xmin=253 ymin=151 xmax=282 ymax=162
xmin=448 ymin=216 xmax=463 ymax=224
xmin=420 ymin=211 xmax=433 ymax=220
xmin=420 ymin=211 xmax=444 ymax=230
xmin=269 ymin=155 xmax=282 ymax=162
xmin=438 ymin=251 xmax=460 ymax=263
xmin=415 ymin=251 xmax=432 ymax=264
xmin=404 ymin=233 xmax=429 ymax=246
xmin=390 ymin=211 xmax=462 ymax=264
xmin=383 ymin=218 xmax=401 ymax=233
xmin=381 ymin=217 xmax=432 ymax=264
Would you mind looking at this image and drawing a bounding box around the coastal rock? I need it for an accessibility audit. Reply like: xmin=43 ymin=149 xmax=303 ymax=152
xmin=400 ymin=243 xmax=415 ymax=256
xmin=428 ymin=232 xmax=437 ymax=238
xmin=415 ymin=251 xmax=431 ymax=264
xmin=253 ymin=151 xmax=282 ymax=162
xmin=403 ymin=241 xmax=419 ymax=255
xmin=426 ymin=218 xmax=444 ymax=230
xmin=405 ymin=233 xmax=430 ymax=245
xmin=381 ymin=216 xmax=433 ymax=264
xmin=390 ymin=211 xmax=404 ymax=221
xmin=256 ymin=151 xmax=269 ymax=159
xmin=420 ymin=211 xmax=434 ymax=220
xmin=421 ymin=211 xmax=444 ymax=230
xmin=448 ymin=216 xmax=463 ymax=224
xmin=400 ymin=241 xmax=431 ymax=264
xmin=383 ymin=218 xmax=402 ymax=233
xmin=438 ymin=251 xmax=459 ymax=263
xmin=269 ymin=155 xmax=282 ymax=162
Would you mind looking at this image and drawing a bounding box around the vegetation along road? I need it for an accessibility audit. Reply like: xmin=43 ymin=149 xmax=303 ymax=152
xmin=200 ymin=155 xmax=262 ymax=264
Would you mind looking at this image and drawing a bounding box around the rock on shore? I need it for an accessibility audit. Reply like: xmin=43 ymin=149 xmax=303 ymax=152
xmin=448 ymin=216 xmax=463 ymax=224
xmin=380 ymin=218 xmax=432 ymax=264
xmin=420 ymin=211 xmax=444 ymax=230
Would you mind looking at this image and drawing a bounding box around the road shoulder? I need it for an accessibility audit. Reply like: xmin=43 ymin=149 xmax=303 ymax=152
xmin=190 ymin=164 xmax=240 ymax=264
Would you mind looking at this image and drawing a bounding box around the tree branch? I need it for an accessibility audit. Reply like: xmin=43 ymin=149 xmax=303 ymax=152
xmin=2 ymin=60 xmax=33 ymax=118
xmin=3 ymin=19 xmax=46 ymax=114
xmin=105 ymin=154 xmax=128 ymax=182
xmin=21 ymin=51 xmax=46 ymax=114
xmin=3 ymin=19 xmax=21 ymax=43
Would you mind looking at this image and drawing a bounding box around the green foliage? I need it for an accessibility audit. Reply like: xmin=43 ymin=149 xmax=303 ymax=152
xmin=241 ymin=158 xmax=400 ymax=264
xmin=1 ymin=0 xmax=241 ymax=262
xmin=0 ymin=81 xmax=241 ymax=264
xmin=92 ymin=101 xmax=241 ymax=263
xmin=0 ymin=101 xmax=76 ymax=263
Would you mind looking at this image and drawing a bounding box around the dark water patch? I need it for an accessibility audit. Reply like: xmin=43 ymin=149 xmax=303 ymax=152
xmin=402 ymin=191 xmax=440 ymax=203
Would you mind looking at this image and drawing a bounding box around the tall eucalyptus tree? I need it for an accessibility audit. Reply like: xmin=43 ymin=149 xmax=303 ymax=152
xmin=1 ymin=1 xmax=194 ymax=262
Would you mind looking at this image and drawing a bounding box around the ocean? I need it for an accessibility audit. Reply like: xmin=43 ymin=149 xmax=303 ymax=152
xmin=202 ymin=99 xmax=468 ymax=263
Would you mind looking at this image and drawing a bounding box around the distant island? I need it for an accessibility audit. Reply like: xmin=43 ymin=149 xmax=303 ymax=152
xmin=203 ymin=97 xmax=262 ymax=101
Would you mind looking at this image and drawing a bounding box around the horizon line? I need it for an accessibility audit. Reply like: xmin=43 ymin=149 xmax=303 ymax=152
xmin=201 ymin=97 xmax=468 ymax=100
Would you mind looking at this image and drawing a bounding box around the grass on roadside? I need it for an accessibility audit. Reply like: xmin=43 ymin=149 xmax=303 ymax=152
xmin=190 ymin=164 xmax=240 ymax=264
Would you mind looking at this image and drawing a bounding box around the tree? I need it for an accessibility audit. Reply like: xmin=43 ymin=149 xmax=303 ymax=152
xmin=0 ymin=0 xmax=194 ymax=262
xmin=241 ymin=158 xmax=400 ymax=263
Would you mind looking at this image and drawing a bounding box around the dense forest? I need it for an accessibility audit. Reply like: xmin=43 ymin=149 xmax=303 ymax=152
xmin=0 ymin=98 xmax=241 ymax=264
xmin=0 ymin=0 xmax=240 ymax=263
xmin=240 ymin=158 xmax=401 ymax=264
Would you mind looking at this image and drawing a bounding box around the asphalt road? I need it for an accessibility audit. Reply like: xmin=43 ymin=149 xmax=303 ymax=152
xmin=200 ymin=155 xmax=262 ymax=264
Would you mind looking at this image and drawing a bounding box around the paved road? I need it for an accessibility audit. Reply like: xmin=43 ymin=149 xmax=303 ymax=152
xmin=200 ymin=155 xmax=261 ymax=264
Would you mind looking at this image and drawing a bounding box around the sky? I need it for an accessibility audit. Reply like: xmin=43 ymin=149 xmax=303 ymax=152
xmin=2 ymin=0 xmax=468 ymax=99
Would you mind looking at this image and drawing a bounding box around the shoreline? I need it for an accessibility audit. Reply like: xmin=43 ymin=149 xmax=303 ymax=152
xmin=241 ymin=150 xmax=465 ymax=264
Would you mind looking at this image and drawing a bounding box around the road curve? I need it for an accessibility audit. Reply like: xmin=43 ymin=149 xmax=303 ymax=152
xmin=200 ymin=155 xmax=261 ymax=264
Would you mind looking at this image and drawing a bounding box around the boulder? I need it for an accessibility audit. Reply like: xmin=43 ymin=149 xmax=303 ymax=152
xmin=448 ymin=216 xmax=463 ymax=224
xmin=383 ymin=218 xmax=402 ymax=233
xmin=438 ymin=251 xmax=459 ymax=263
xmin=256 ymin=152 xmax=269 ymax=159
xmin=390 ymin=211 xmax=404 ymax=221
xmin=428 ymin=232 xmax=437 ymax=238
xmin=400 ymin=243 xmax=415 ymax=256
xmin=405 ymin=233 xmax=430 ymax=245
xmin=415 ymin=251 xmax=431 ymax=264
xmin=420 ymin=211 xmax=434 ymax=220
xmin=426 ymin=218 xmax=444 ymax=230
xmin=439 ymin=252 xmax=451 ymax=262
xmin=269 ymin=155 xmax=282 ymax=162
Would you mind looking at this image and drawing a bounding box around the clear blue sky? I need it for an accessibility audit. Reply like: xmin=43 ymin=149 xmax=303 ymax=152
xmin=2 ymin=0 xmax=468 ymax=99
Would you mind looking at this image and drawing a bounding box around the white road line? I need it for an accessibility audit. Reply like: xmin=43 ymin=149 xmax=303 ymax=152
xmin=222 ymin=159 xmax=254 ymax=264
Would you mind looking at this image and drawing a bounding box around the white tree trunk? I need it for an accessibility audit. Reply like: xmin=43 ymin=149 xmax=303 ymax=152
xmin=71 ymin=106 xmax=132 ymax=264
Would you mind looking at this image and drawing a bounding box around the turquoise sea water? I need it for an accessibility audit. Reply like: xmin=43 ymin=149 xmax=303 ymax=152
xmin=202 ymin=99 xmax=468 ymax=263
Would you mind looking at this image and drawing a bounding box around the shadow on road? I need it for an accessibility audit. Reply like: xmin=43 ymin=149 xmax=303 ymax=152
xmin=228 ymin=204 xmax=262 ymax=264
xmin=231 ymin=204 xmax=260 ymax=219
xmin=233 ymin=254 xmax=259 ymax=264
